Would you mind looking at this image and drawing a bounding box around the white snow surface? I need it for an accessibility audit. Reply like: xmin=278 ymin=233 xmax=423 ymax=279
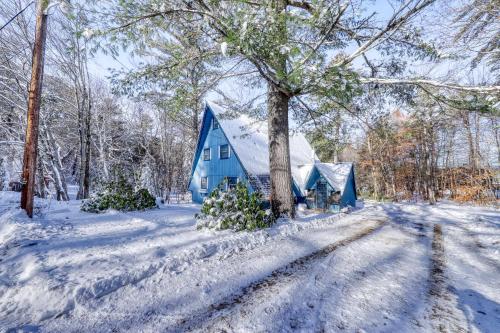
xmin=0 ymin=191 xmax=499 ymax=332
xmin=208 ymin=101 xmax=317 ymax=192
xmin=315 ymin=162 xmax=353 ymax=193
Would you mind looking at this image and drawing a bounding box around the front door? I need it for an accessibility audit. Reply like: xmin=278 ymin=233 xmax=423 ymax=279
xmin=316 ymin=180 xmax=328 ymax=210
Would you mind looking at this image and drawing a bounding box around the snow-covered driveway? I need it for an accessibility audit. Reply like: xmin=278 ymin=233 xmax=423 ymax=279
xmin=0 ymin=192 xmax=498 ymax=332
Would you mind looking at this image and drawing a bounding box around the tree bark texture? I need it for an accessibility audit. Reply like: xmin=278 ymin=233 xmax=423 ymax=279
xmin=44 ymin=124 xmax=69 ymax=201
xmin=76 ymin=50 xmax=92 ymax=200
xmin=267 ymin=0 xmax=295 ymax=218
xmin=21 ymin=0 xmax=48 ymax=217
xmin=268 ymin=84 xmax=295 ymax=217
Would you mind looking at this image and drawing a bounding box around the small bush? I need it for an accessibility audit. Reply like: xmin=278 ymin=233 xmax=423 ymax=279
xmin=81 ymin=177 xmax=157 ymax=213
xmin=196 ymin=181 xmax=275 ymax=231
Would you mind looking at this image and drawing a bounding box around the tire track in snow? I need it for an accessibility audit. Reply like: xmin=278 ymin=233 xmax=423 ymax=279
xmin=169 ymin=219 xmax=387 ymax=333
xmin=428 ymin=224 xmax=467 ymax=332
xmin=431 ymin=208 xmax=500 ymax=271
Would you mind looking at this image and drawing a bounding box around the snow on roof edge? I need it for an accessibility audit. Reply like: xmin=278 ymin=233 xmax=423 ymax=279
xmin=206 ymin=101 xmax=317 ymax=188
xmin=313 ymin=162 xmax=354 ymax=194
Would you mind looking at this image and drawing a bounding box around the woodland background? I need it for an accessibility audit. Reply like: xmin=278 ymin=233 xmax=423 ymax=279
xmin=0 ymin=0 xmax=498 ymax=205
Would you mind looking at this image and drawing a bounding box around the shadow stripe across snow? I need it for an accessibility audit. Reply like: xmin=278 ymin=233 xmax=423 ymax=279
xmin=170 ymin=219 xmax=387 ymax=332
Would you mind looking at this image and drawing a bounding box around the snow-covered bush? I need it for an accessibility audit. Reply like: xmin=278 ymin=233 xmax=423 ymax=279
xmin=81 ymin=177 xmax=157 ymax=213
xmin=196 ymin=181 xmax=275 ymax=231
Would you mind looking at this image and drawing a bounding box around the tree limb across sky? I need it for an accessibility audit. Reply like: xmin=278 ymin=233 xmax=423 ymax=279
xmin=359 ymin=78 xmax=500 ymax=94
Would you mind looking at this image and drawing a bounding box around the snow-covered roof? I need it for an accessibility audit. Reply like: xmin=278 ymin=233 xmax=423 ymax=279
xmin=295 ymin=164 xmax=314 ymax=193
xmin=207 ymin=101 xmax=317 ymax=193
xmin=314 ymin=163 xmax=353 ymax=194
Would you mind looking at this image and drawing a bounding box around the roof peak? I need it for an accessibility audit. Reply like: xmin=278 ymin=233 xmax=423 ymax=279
xmin=204 ymin=101 xmax=316 ymax=194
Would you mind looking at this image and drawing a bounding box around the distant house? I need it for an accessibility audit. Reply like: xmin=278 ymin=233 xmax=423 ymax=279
xmin=188 ymin=102 xmax=357 ymax=210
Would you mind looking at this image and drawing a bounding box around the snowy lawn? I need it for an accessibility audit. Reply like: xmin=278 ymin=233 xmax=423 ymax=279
xmin=0 ymin=192 xmax=498 ymax=332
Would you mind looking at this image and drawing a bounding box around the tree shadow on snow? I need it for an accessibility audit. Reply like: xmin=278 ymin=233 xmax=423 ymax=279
xmin=453 ymin=288 xmax=500 ymax=333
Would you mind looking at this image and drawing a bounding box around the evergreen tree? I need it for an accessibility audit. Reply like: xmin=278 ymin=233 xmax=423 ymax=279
xmin=81 ymin=0 xmax=500 ymax=216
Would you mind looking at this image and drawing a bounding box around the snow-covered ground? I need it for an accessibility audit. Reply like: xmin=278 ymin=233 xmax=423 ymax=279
xmin=0 ymin=192 xmax=498 ymax=332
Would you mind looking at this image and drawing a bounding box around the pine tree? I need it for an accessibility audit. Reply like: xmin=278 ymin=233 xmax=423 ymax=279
xmin=85 ymin=0 xmax=500 ymax=216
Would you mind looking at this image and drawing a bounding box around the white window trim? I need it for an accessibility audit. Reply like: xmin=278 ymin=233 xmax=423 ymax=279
xmin=226 ymin=176 xmax=238 ymax=191
xmin=203 ymin=147 xmax=211 ymax=161
xmin=219 ymin=144 xmax=230 ymax=159
xmin=200 ymin=176 xmax=208 ymax=192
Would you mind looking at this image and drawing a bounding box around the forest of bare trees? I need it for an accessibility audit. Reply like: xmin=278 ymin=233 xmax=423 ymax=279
xmin=0 ymin=0 xmax=498 ymax=215
xmin=0 ymin=1 xmax=193 ymax=204
xmin=1 ymin=1 xmax=499 ymax=331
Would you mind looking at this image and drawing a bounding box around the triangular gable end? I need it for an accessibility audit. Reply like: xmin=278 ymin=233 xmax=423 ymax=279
xmin=189 ymin=103 xmax=253 ymax=191
xmin=207 ymin=101 xmax=316 ymax=195
xmin=305 ymin=163 xmax=354 ymax=195
xmin=190 ymin=101 xmax=318 ymax=199
xmin=189 ymin=104 xmax=210 ymax=183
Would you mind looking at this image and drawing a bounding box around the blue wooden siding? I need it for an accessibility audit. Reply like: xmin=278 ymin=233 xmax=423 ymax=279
xmin=304 ymin=165 xmax=357 ymax=209
xmin=188 ymin=104 xmax=356 ymax=207
xmin=340 ymin=168 xmax=357 ymax=207
xmin=304 ymin=169 xmax=336 ymax=209
xmin=305 ymin=167 xmax=321 ymax=190
xmin=189 ymin=107 xmax=249 ymax=203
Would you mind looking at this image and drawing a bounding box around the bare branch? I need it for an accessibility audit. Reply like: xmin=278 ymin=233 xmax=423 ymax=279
xmin=335 ymin=0 xmax=435 ymax=67
xmin=290 ymin=2 xmax=348 ymax=76
xmin=360 ymin=77 xmax=500 ymax=94
xmin=287 ymin=0 xmax=315 ymax=13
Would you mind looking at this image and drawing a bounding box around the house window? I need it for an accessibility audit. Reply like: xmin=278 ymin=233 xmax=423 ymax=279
xmin=213 ymin=118 xmax=219 ymax=129
xmin=203 ymin=148 xmax=211 ymax=161
xmin=219 ymin=144 xmax=230 ymax=159
xmin=201 ymin=177 xmax=208 ymax=190
xmin=226 ymin=177 xmax=238 ymax=190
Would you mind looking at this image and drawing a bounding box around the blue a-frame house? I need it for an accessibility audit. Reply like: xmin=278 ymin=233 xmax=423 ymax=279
xmin=188 ymin=102 xmax=357 ymax=210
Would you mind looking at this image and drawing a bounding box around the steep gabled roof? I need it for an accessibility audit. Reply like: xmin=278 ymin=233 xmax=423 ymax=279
xmin=207 ymin=101 xmax=317 ymax=194
xmin=312 ymin=162 xmax=354 ymax=194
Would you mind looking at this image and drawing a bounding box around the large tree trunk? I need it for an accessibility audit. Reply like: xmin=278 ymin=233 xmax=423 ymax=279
xmin=268 ymin=84 xmax=295 ymax=218
xmin=267 ymin=0 xmax=295 ymax=218
xmin=37 ymin=155 xmax=47 ymax=199
xmin=75 ymin=33 xmax=92 ymax=200
xmin=44 ymin=125 xmax=69 ymax=201
xmin=76 ymin=75 xmax=91 ymax=199
xmin=21 ymin=1 xmax=48 ymax=217
xmin=83 ymin=102 xmax=91 ymax=198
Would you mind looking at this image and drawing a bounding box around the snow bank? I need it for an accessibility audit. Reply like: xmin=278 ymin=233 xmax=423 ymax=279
xmin=2 ymin=193 xmax=499 ymax=332
xmin=72 ymin=210 xmax=352 ymax=300
xmin=0 ymin=191 xmax=359 ymax=331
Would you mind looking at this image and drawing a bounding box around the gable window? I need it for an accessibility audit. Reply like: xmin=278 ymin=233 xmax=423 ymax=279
xmin=212 ymin=118 xmax=219 ymax=129
xmin=203 ymin=148 xmax=211 ymax=161
xmin=201 ymin=177 xmax=208 ymax=190
xmin=226 ymin=177 xmax=238 ymax=190
xmin=219 ymin=144 xmax=230 ymax=159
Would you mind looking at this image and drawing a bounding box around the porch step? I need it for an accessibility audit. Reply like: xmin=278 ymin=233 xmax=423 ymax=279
xmin=248 ymin=174 xmax=271 ymax=198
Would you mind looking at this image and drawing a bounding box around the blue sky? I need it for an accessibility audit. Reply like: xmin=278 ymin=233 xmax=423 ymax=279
xmin=87 ymin=0 xmax=405 ymax=81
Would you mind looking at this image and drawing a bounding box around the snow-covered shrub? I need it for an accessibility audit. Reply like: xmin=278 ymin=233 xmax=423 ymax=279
xmin=81 ymin=177 xmax=157 ymax=213
xmin=196 ymin=181 xmax=275 ymax=231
